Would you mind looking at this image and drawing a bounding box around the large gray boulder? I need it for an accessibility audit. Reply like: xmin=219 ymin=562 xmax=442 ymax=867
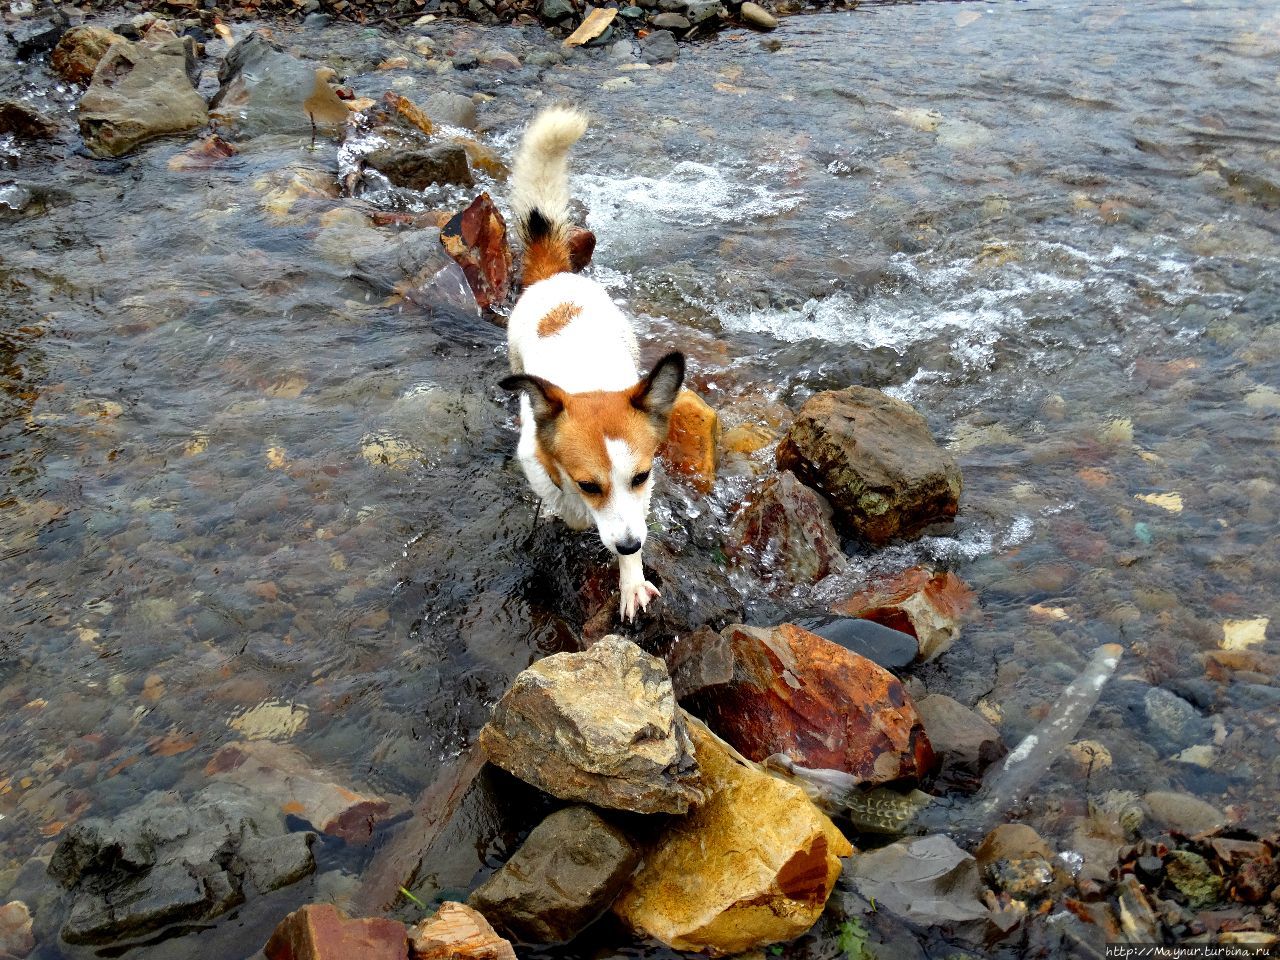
xmin=776 ymin=386 xmax=962 ymax=545
xmin=78 ymin=37 xmax=207 ymax=158
xmin=469 ymin=806 xmax=639 ymax=943
xmin=478 ymin=636 xmax=702 ymax=814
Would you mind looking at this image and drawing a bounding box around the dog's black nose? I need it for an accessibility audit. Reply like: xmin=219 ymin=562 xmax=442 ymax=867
xmin=615 ymin=537 xmax=642 ymax=555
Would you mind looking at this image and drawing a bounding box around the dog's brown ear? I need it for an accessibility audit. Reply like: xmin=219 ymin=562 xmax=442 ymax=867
xmin=499 ymin=373 xmax=565 ymax=425
xmin=631 ymin=352 xmax=685 ymax=422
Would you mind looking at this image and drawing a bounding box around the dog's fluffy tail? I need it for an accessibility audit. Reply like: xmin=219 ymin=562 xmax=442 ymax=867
xmin=511 ymin=106 xmax=588 ymax=288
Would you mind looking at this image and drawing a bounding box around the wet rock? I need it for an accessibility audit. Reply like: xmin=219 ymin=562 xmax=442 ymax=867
xmin=478 ymin=636 xmax=702 ymax=815
xmin=6 ymin=7 xmax=68 ymax=59
xmin=848 ymin=834 xmax=991 ymax=924
xmin=1143 ymin=790 xmax=1226 ymax=836
xmin=410 ymin=902 xmax=516 ymax=960
xmin=613 ymin=720 xmax=851 ymax=955
xmin=0 ymin=100 xmax=58 ymax=140
xmin=205 ymin=740 xmax=400 ymax=845
xmin=740 ymin=1 xmax=778 ymax=29
xmin=974 ymin=824 xmax=1054 ymax=869
xmin=367 ymin=143 xmax=474 ymax=191
xmin=986 ymin=857 xmax=1055 ymax=900
xmin=726 ymin=471 xmax=845 ymax=586
xmin=51 ymin=783 xmax=316 ymax=946
xmin=685 ymin=0 xmax=727 ymax=22
xmin=833 ymin=566 xmax=976 ymax=661
xmin=651 ymin=12 xmax=690 ymax=30
xmin=541 ymin=0 xmax=575 ymax=17
xmin=51 ymin=25 xmax=121 ymax=84
xmin=640 ymin=29 xmax=679 ymax=63
xmin=264 ymin=903 xmax=408 ymax=960
xmin=1143 ymin=687 xmax=1213 ymax=755
xmin=793 ymin=615 xmax=918 ymax=671
xmin=1165 ymin=850 xmax=1224 ymax=908
xmin=0 ymin=901 xmax=34 ymax=959
xmin=658 ymin=389 xmax=719 ymax=493
xmin=1115 ymin=874 xmax=1160 ymax=942
xmin=78 ymin=37 xmax=207 ymax=158
xmin=167 ymin=134 xmax=238 ymax=171
xmin=425 ymin=91 xmax=478 ymax=131
xmin=439 ymin=193 xmax=510 ymax=310
xmin=776 ymin=387 xmax=962 ymax=545
xmin=672 ymin=623 xmax=934 ymax=785
xmin=469 ymin=806 xmax=639 ymax=944
xmin=914 ymin=694 xmax=1006 ymax=782
xmin=210 ymin=32 xmax=346 ymax=136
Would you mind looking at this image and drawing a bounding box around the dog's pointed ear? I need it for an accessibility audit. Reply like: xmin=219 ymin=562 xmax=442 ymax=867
xmin=631 ymin=352 xmax=686 ymax=422
xmin=499 ymin=373 xmax=565 ymax=425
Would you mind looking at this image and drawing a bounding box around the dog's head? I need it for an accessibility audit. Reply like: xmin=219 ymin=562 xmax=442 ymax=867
xmin=500 ymin=352 xmax=685 ymax=556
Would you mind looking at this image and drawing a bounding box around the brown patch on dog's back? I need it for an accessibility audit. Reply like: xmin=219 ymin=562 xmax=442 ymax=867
xmin=538 ymin=302 xmax=582 ymax=338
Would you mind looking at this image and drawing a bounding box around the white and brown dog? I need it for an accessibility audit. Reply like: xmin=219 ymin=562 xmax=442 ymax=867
xmin=500 ymin=107 xmax=685 ymax=622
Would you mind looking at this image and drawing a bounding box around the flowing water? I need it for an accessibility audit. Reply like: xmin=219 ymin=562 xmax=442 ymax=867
xmin=2 ymin=0 xmax=1279 ymax=955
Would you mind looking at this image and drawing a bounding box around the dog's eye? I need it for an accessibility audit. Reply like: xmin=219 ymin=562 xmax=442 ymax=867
xmin=577 ymin=480 xmax=603 ymax=496
xmin=631 ymin=470 xmax=650 ymax=488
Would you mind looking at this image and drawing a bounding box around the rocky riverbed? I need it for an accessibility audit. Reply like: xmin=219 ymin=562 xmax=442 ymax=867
xmin=2 ymin=0 xmax=1280 ymax=957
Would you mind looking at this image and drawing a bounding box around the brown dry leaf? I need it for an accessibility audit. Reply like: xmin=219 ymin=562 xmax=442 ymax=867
xmin=563 ymin=7 xmax=618 ymax=47
xmin=303 ymin=69 xmax=352 ymax=128
xmin=383 ymin=91 xmax=433 ymax=135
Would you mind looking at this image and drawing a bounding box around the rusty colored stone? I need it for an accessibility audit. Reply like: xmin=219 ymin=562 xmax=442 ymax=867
xmin=264 ymin=904 xmax=408 ymax=960
xmin=834 ymin=565 xmax=977 ymax=661
xmin=658 ymin=389 xmax=719 ymax=494
xmin=167 ymin=134 xmax=238 ymax=171
xmin=409 ymin=902 xmax=516 ymax=960
xmin=440 ymin=193 xmax=512 ymax=311
xmin=726 ymin=470 xmax=845 ymax=586
xmin=51 ymin=25 xmax=121 ymax=84
xmin=674 ymin=623 xmax=934 ymax=785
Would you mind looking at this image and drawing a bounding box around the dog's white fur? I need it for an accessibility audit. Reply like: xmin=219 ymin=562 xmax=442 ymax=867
xmin=504 ymin=107 xmax=680 ymax=621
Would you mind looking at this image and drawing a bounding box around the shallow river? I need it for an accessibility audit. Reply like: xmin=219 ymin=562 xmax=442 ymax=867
xmin=1 ymin=0 xmax=1278 ymax=956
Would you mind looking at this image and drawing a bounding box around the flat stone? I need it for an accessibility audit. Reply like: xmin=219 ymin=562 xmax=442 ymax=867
xmin=684 ymin=0 xmax=727 ymax=23
xmin=793 ymin=616 xmax=917 ymax=671
xmin=834 ymin=566 xmax=977 ymax=661
xmin=847 ymin=834 xmax=991 ymax=924
xmin=366 ymin=143 xmax=474 ymax=191
xmin=650 ymin=12 xmax=690 ymax=30
xmin=0 ymin=99 xmax=59 ymax=140
xmin=777 ymin=387 xmax=962 ymax=545
xmin=424 ymin=91 xmax=479 ymax=130
xmin=469 ymin=806 xmax=638 ymax=944
xmin=915 ymin=693 xmax=1006 ymax=777
xmin=62 ymin=861 xmax=210 ymax=946
xmin=613 ymin=720 xmax=852 ymax=954
xmin=479 ymin=636 xmax=702 ymax=814
xmin=264 ymin=903 xmax=409 ymax=960
xmin=1143 ymin=790 xmax=1226 ymax=836
xmin=640 ymin=29 xmax=679 ymax=63
xmin=974 ymin=824 xmax=1054 ymax=870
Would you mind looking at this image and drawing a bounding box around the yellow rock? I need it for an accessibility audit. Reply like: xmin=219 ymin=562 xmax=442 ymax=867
xmin=1135 ymin=492 xmax=1183 ymax=513
xmin=721 ymin=422 xmax=776 ymax=457
xmin=1222 ymin=617 xmax=1269 ymax=651
xmin=658 ymin=389 xmax=719 ymax=494
xmin=613 ymin=722 xmax=852 ymax=956
xmin=229 ymin=699 xmax=308 ymax=740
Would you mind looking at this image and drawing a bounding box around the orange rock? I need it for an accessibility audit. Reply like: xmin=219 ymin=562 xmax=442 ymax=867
xmin=264 ymin=904 xmax=408 ymax=960
xmin=721 ymin=421 xmax=776 ymax=457
xmin=659 ymin=389 xmax=719 ymax=493
xmin=671 ymin=623 xmax=934 ymax=785
xmin=383 ymin=91 xmax=433 ymax=135
xmin=409 ymin=902 xmax=516 ymax=960
xmin=834 ymin=566 xmax=976 ymax=661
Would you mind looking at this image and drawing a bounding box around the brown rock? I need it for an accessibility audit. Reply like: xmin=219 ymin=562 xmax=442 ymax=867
xmin=0 ymin=100 xmax=58 ymax=140
xmin=368 ymin=143 xmax=474 ymax=191
xmin=409 ymin=902 xmax=516 ymax=960
xmin=205 ymin=740 xmax=400 ymax=844
xmin=440 ymin=193 xmax=512 ymax=311
xmin=974 ymin=824 xmax=1055 ymax=870
xmin=51 ymin=25 xmax=121 ymax=84
xmin=915 ymin=693 xmax=1005 ymax=780
xmin=613 ymin=720 xmax=852 ymax=955
xmin=264 ymin=904 xmax=408 ymax=960
xmin=776 ymin=386 xmax=961 ymax=544
xmin=658 ymin=389 xmax=719 ymax=493
xmin=726 ymin=471 xmax=845 ymax=586
xmin=166 ymin=134 xmax=237 ymax=171
xmin=833 ymin=565 xmax=976 ymax=661
xmin=0 ymin=901 xmax=34 ymax=960
xmin=673 ymin=623 xmax=934 ymax=785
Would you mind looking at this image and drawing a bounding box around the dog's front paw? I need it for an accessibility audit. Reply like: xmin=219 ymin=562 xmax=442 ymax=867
xmin=620 ymin=579 xmax=660 ymax=622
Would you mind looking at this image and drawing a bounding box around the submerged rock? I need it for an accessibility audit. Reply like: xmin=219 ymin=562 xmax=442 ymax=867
xmin=0 ymin=100 xmax=58 ymax=140
xmin=671 ymin=623 xmax=933 ymax=785
xmin=834 ymin=565 xmax=976 ymax=661
xmin=658 ymin=389 xmax=720 ymax=493
xmin=776 ymin=387 xmax=962 ymax=545
xmin=51 ymin=25 xmax=121 ymax=84
xmin=613 ymin=721 xmax=852 ymax=955
xmin=0 ymin=900 xmax=34 ymax=959
xmin=78 ymin=37 xmax=207 ymax=158
xmin=1143 ymin=790 xmax=1226 ymax=836
xmin=793 ymin=615 xmax=918 ymax=671
xmin=726 ymin=470 xmax=845 ymax=586
xmin=914 ymin=693 xmax=1006 ymax=783
xmin=264 ymin=903 xmax=408 ymax=960
xmin=469 ymin=806 xmax=639 ymax=944
xmin=50 ymin=783 xmax=316 ymax=946
xmin=847 ymin=834 xmax=991 ymax=924
xmin=410 ymin=902 xmax=516 ymax=960
xmin=478 ymin=636 xmax=702 ymax=814
xmin=210 ymin=32 xmax=347 ymax=136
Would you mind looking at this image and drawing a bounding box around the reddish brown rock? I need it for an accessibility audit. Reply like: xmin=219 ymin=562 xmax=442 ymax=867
xmin=726 ymin=471 xmax=845 ymax=586
xmin=671 ymin=623 xmax=933 ymax=785
xmin=440 ymin=193 xmax=512 ymax=311
xmin=834 ymin=566 xmax=977 ymax=661
xmin=51 ymin=25 xmax=121 ymax=84
xmin=0 ymin=901 xmax=34 ymax=960
xmin=776 ymin=387 xmax=961 ymax=545
xmin=264 ymin=904 xmax=408 ymax=960
xmin=658 ymin=389 xmax=719 ymax=494
xmin=409 ymin=901 xmax=516 ymax=960
xmin=167 ymin=134 xmax=237 ymax=171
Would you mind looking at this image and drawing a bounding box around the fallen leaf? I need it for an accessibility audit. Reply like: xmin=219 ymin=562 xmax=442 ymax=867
xmin=563 ymin=7 xmax=618 ymax=47
xmin=266 ymin=446 xmax=288 ymax=470
xmin=149 ymin=733 xmax=199 ymax=757
xmin=302 ymin=69 xmax=352 ymax=129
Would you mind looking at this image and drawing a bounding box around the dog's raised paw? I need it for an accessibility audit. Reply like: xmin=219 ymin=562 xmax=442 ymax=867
xmin=620 ymin=579 xmax=660 ymax=622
